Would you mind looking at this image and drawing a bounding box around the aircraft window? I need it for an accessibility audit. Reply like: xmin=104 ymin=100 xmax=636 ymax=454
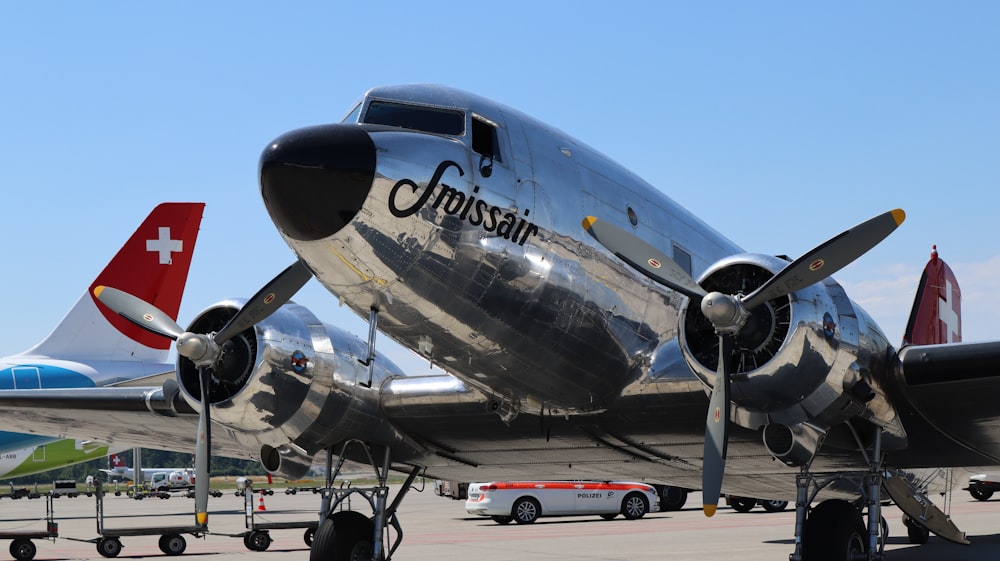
xmin=363 ymin=100 xmax=465 ymax=135
xmin=627 ymin=206 xmax=638 ymax=227
xmin=673 ymin=245 xmax=693 ymax=276
xmin=472 ymin=115 xmax=502 ymax=162
xmin=341 ymin=102 xmax=362 ymax=124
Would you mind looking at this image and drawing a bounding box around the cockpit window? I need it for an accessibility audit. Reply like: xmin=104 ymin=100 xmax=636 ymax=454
xmin=363 ymin=100 xmax=465 ymax=135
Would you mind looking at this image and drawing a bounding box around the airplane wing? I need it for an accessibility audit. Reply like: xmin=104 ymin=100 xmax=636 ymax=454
xmin=0 ymin=383 xmax=255 ymax=461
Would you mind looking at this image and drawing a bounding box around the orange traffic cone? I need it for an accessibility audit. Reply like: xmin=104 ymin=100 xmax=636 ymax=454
xmin=257 ymin=490 xmax=267 ymax=511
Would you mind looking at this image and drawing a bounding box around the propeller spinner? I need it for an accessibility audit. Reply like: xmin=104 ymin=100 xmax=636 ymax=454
xmin=582 ymin=209 xmax=904 ymax=516
xmin=94 ymin=260 xmax=312 ymax=527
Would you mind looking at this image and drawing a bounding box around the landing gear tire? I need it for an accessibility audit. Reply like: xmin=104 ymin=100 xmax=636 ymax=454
xmin=659 ymin=486 xmax=688 ymax=511
xmin=903 ymin=514 xmax=930 ymax=545
xmin=730 ymin=496 xmax=757 ymax=513
xmin=310 ymin=511 xmax=377 ymax=561
xmin=621 ymin=492 xmax=649 ymax=520
xmin=96 ymin=537 xmax=122 ymax=558
xmin=491 ymin=515 xmax=513 ymax=525
xmin=970 ymin=485 xmax=993 ymax=501
xmin=803 ymin=499 xmax=867 ymax=561
xmin=9 ymin=539 xmax=35 ymax=561
xmin=512 ymin=497 xmax=541 ymax=524
xmin=761 ymin=499 xmax=789 ymax=513
xmin=158 ymin=534 xmax=187 ymax=556
xmin=244 ymin=530 xmax=272 ymax=551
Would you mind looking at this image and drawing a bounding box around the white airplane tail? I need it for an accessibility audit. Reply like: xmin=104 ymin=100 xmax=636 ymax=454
xmin=15 ymin=203 xmax=204 ymax=365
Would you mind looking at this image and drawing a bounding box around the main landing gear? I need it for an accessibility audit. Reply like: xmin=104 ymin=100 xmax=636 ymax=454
xmin=789 ymin=428 xmax=967 ymax=561
xmin=790 ymin=428 xmax=889 ymax=561
xmin=309 ymin=440 xmax=421 ymax=561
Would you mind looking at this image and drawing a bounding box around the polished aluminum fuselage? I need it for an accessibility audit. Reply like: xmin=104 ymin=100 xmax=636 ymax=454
xmin=259 ymin=85 xmax=1000 ymax=499
xmin=286 ymin=85 xmax=738 ymax=416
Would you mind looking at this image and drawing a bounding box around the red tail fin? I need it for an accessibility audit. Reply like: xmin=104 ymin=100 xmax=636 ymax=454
xmin=903 ymin=245 xmax=961 ymax=345
xmin=89 ymin=202 xmax=204 ymax=350
xmin=21 ymin=203 xmax=204 ymax=361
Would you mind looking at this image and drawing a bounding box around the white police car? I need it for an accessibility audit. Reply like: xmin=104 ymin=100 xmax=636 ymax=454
xmin=465 ymin=481 xmax=659 ymax=524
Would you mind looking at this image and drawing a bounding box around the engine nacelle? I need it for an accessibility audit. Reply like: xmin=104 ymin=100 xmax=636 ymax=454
xmin=176 ymin=298 xmax=407 ymax=478
xmin=679 ymin=254 xmax=897 ymax=464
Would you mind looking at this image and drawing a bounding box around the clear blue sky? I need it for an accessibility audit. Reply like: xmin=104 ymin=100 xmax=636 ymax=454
xmin=2 ymin=2 xmax=998 ymax=375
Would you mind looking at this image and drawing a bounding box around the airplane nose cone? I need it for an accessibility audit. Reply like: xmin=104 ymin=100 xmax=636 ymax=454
xmin=259 ymin=124 xmax=376 ymax=242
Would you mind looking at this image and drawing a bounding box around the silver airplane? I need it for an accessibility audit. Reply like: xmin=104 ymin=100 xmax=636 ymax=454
xmin=1 ymin=85 xmax=997 ymax=561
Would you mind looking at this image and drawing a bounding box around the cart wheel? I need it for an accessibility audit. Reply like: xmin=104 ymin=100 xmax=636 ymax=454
xmin=246 ymin=530 xmax=271 ymax=551
xmin=10 ymin=538 xmax=36 ymax=561
xmin=304 ymin=527 xmax=315 ymax=546
xmin=158 ymin=534 xmax=187 ymax=556
xmin=97 ymin=537 xmax=122 ymax=558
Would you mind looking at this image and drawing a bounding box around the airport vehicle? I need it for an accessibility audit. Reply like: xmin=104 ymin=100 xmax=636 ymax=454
xmin=236 ymin=478 xmax=316 ymax=551
xmin=965 ymin=473 xmax=1000 ymax=501
xmin=465 ymin=481 xmax=659 ymax=524
xmin=726 ymin=495 xmax=790 ymax=513
xmin=88 ymin=480 xmax=205 ymax=558
xmin=432 ymin=480 xmax=468 ymax=500
xmin=0 ymin=86 xmax=997 ymax=561
xmin=0 ymin=493 xmax=58 ymax=561
xmin=0 ymin=202 xmax=202 ymax=477
xmin=101 ymin=454 xmax=196 ymax=491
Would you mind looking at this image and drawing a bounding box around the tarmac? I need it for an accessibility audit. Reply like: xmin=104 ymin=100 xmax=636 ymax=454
xmin=1 ymin=483 xmax=1000 ymax=560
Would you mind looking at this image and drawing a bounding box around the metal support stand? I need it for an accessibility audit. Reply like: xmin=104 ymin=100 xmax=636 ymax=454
xmin=789 ymin=468 xmax=810 ymax=561
xmin=358 ymin=307 xmax=379 ymax=387
xmin=865 ymin=429 xmax=885 ymax=561
xmin=371 ymin=448 xmax=391 ymax=561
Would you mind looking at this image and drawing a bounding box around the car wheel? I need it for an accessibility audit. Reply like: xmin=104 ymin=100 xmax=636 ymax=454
xmin=491 ymin=515 xmax=513 ymax=525
xmin=970 ymin=485 xmax=994 ymax=501
xmin=622 ymin=492 xmax=649 ymax=520
xmin=512 ymin=497 xmax=540 ymax=524
xmin=659 ymin=486 xmax=688 ymax=511
xmin=761 ymin=499 xmax=789 ymax=513
xmin=729 ymin=496 xmax=757 ymax=513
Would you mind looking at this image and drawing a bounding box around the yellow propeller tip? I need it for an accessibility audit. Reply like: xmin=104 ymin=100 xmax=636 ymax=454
xmin=703 ymin=504 xmax=717 ymax=517
xmin=196 ymin=512 xmax=208 ymax=525
xmin=93 ymin=285 xmax=106 ymax=297
xmin=891 ymin=208 xmax=906 ymax=225
xmin=581 ymin=216 xmax=598 ymax=231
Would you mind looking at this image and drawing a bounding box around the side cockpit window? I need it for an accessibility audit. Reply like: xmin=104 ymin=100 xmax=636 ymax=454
xmin=363 ymin=100 xmax=464 ymax=135
xmin=472 ymin=115 xmax=502 ymax=163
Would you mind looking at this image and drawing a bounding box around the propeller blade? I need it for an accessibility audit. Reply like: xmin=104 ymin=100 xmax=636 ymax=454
xmin=93 ymin=286 xmax=185 ymax=341
xmin=213 ymin=260 xmax=312 ymax=344
xmin=582 ymin=216 xmax=707 ymax=301
xmin=742 ymin=209 xmax=905 ymax=310
xmin=194 ymin=365 xmax=211 ymax=528
xmin=702 ymin=334 xmax=734 ymax=517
